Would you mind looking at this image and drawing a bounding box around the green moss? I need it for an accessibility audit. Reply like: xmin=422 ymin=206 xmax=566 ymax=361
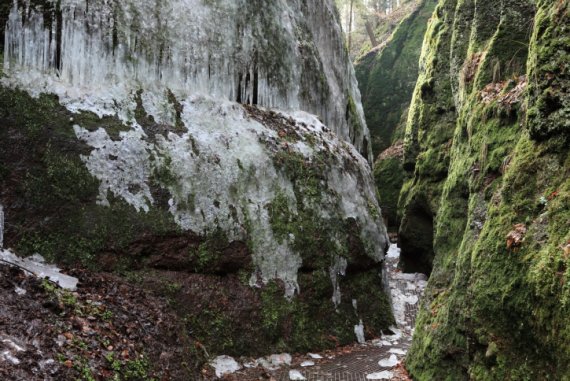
xmin=189 ymin=228 xmax=229 ymax=273
xmin=355 ymin=0 xmax=437 ymax=154
xmin=402 ymin=0 xmax=570 ymax=379
xmin=373 ymin=155 xmax=404 ymax=229
xmin=0 ymin=86 xmax=181 ymax=268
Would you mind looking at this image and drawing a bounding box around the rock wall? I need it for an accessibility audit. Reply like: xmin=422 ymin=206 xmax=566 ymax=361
xmin=2 ymin=0 xmax=371 ymax=160
xmin=355 ymin=0 xmax=436 ymax=230
xmin=400 ymin=0 xmax=570 ymax=378
xmin=355 ymin=0 xmax=436 ymax=155
xmin=0 ymin=0 xmax=393 ymax=356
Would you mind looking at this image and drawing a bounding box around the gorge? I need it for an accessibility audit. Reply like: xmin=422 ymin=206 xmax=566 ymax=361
xmin=0 ymin=0 xmax=568 ymax=380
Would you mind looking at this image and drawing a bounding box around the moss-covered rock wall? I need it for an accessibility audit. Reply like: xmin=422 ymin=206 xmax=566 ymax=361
xmin=399 ymin=0 xmax=570 ymax=378
xmin=355 ymin=0 xmax=437 ymax=155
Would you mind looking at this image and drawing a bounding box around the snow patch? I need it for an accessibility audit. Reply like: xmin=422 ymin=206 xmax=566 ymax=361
xmin=289 ymin=370 xmax=306 ymax=380
xmin=378 ymin=354 xmax=399 ymax=367
xmin=366 ymin=371 xmax=394 ymax=380
xmin=257 ymin=353 xmax=292 ymax=371
xmin=0 ymin=250 xmax=78 ymax=290
xmin=210 ymin=355 xmax=241 ymax=378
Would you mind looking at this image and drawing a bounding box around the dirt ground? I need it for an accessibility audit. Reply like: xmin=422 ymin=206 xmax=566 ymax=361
xmin=0 ymin=262 xmax=204 ymax=380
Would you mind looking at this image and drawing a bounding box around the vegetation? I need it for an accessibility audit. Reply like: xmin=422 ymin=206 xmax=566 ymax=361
xmin=388 ymin=0 xmax=570 ymax=378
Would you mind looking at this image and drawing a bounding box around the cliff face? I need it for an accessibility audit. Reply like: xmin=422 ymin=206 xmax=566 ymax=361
xmin=355 ymin=0 xmax=437 ymax=230
xmin=400 ymin=0 xmax=570 ymax=378
xmin=2 ymin=0 xmax=371 ymax=160
xmin=0 ymin=0 xmax=393 ymax=356
xmin=355 ymin=0 xmax=436 ymax=155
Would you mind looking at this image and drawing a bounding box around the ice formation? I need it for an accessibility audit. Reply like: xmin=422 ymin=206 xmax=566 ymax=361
xmin=3 ymin=0 xmax=371 ymax=160
xmin=330 ymin=255 xmax=348 ymax=307
xmin=354 ymin=319 xmax=366 ymax=344
xmin=378 ymin=354 xmax=399 ymax=367
xmin=256 ymin=353 xmax=293 ymax=371
xmin=289 ymin=370 xmax=307 ymax=381
xmin=71 ymin=97 xmax=387 ymax=297
xmin=0 ymin=250 xmax=79 ymax=290
xmin=210 ymin=355 xmax=241 ymax=378
xmin=1 ymin=0 xmax=389 ymax=299
xmin=366 ymin=371 xmax=394 ymax=380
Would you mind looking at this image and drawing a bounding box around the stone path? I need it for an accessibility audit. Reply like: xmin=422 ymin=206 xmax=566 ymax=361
xmin=213 ymin=244 xmax=427 ymax=381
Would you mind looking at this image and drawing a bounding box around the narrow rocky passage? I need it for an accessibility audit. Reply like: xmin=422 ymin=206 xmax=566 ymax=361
xmin=219 ymin=244 xmax=427 ymax=381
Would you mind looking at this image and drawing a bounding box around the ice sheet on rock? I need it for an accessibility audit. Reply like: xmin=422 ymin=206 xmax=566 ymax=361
xmin=74 ymin=125 xmax=154 ymax=212
xmin=378 ymin=354 xmax=398 ymax=367
xmin=2 ymin=0 xmax=391 ymax=301
xmin=300 ymin=360 xmax=315 ymax=367
xmin=366 ymin=371 xmax=394 ymax=380
xmin=210 ymin=355 xmax=241 ymax=378
xmin=3 ymin=0 xmax=372 ymax=159
xmin=69 ymin=94 xmax=387 ymax=299
xmin=330 ymin=256 xmax=347 ymax=307
xmin=0 ymin=250 xmax=78 ymax=290
xmin=289 ymin=370 xmax=306 ymax=380
xmin=308 ymin=353 xmax=323 ymax=359
xmin=354 ymin=320 xmax=366 ymax=344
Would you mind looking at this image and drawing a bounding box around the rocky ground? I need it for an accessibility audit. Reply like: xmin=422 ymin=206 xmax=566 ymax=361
xmin=0 ymin=254 xmax=204 ymax=380
xmin=0 ymin=244 xmax=426 ymax=381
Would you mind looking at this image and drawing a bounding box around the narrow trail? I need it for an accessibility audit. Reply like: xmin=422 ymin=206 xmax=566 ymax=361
xmin=231 ymin=244 xmax=428 ymax=381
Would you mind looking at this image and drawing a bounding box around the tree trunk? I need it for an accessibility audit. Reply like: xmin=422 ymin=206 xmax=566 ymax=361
xmin=365 ymin=20 xmax=378 ymax=47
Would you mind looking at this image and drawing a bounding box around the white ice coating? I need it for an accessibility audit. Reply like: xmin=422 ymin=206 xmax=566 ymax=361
xmin=0 ymin=250 xmax=79 ymax=290
xmin=3 ymin=0 xmax=371 ymax=160
xmin=289 ymin=370 xmax=307 ymax=381
xmin=366 ymin=371 xmax=394 ymax=380
xmin=210 ymin=355 xmax=242 ymax=378
xmin=2 ymin=0 xmax=388 ymax=299
xmin=72 ymin=96 xmax=387 ymax=297
xmin=330 ymin=255 xmax=348 ymax=307
xmin=378 ymin=354 xmax=399 ymax=367
xmin=73 ymin=125 xmax=154 ymax=212
xmin=354 ymin=319 xmax=365 ymax=344
xmin=387 ymin=245 xmax=427 ymax=328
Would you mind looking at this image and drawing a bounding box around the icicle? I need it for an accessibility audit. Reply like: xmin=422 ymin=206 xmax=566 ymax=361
xmin=2 ymin=0 xmax=371 ymax=158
